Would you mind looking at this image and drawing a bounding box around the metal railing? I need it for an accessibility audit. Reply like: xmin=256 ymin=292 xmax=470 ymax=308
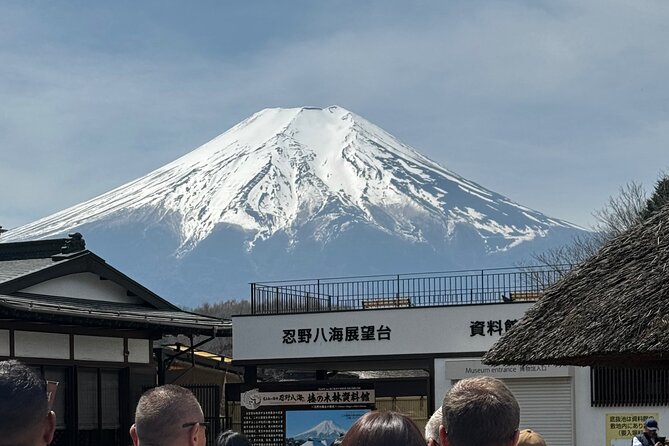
xmin=249 ymin=265 xmax=571 ymax=315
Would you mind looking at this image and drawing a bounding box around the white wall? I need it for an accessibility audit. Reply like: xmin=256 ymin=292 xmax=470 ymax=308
xmin=74 ymin=335 xmax=124 ymax=361
xmin=433 ymin=358 xmax=448 ymax=412
xmin=21 ymin=272 xmax=143 ymax=304
xmin=0 ymin=330 xmax=9 ymax=356
xmin=14 ymin=331 xmax=69 ymax=359
xmin=127 ymin=338 xmax=150 ymax=363
xmin=8 ymin=330 xmax=148 ymax=364
xmin=572 ymin=367 xmax=668 ymax=446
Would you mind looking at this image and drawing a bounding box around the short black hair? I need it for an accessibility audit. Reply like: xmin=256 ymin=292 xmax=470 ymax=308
xmin=0 ymin=360 xmax=48 ymax=438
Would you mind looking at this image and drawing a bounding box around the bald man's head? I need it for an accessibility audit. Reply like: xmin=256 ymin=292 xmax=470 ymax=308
xmin=131 ymin=385 xmax=205 ymax=446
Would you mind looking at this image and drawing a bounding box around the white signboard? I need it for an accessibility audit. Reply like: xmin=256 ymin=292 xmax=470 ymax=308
xmin=444 ymin=359 xmax=572 ymax=379
xmin=241 ymin=388 xmax=375 ymax=410
xmin=233 ymin=303 xmax=533 ymax=361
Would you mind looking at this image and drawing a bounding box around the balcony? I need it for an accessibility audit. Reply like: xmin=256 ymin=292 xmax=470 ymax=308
xmin=249 ymin=265 xmax=570 ymax=315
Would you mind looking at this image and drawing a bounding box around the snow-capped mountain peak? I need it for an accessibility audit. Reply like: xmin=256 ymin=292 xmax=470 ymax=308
xmin=294 ymin=419 xmax=347 ymax=440
xmin=1 ymin=105 xmax=588 ymax=303
xmin=1 ymin=105 xmax=582 ymax=259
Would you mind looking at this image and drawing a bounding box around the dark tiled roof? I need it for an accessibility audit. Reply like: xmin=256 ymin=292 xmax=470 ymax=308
xmin=0 ymin=293 xmax=231 ymax=336
xmin=0 ymin=249 xmax=181 ymax=310
xmin=0 ymin=258 xmax=54 ymax=284
xmin=0 ymin=237 xmax=75 ymax=260
xmin=0 ymin=236 xmax=230 ymax=337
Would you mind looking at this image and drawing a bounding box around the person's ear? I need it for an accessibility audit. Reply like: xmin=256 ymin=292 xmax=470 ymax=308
xmin=507 ymin=429 xmax=520 ymax=446
xmin=439 ymin=425 xmax=449 ymax=446
xmin=189 ymin=424 xmax=204 ymax=446
xmin=42 ymin=411 xmax=56 ymax=445
xmin=130 ymin=424 xmax=140 ymax=446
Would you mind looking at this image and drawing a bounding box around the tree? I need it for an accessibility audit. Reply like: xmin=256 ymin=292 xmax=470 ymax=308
xmin=530 ymin=181 xmax=647 ymax=273
xmin=166 ymin=299 xmax=251 ymax=357
xmin=641 ymin=173 xmax=669 ymax=220
xmin=530 ymin=172 xmax=669 ymax=276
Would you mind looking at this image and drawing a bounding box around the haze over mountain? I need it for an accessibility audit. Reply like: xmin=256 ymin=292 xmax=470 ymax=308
xmin=1 ymin=106 xmax=586 ymax=305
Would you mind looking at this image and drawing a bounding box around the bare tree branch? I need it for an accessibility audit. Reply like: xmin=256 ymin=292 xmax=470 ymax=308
xmin=529 ymin=181 xmax=648 ymax=272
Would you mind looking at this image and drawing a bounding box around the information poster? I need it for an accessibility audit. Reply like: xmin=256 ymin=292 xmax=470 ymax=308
xmin=241 ymin=384 xmax=375 ymax=446
xmin=606 ymin=413 xmax=658 ymax=446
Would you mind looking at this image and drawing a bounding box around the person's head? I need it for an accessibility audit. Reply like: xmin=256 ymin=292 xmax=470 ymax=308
xmin=440 ymin=376 xmax=519 ymax=446
xmin=0 ymin=360 xmax=56 ymax=446
xmin=644 ymin=418 xmax=659 ymax=437
xmin=425 ymin=407 xmax=442 ymax=446
xmin=517 ymin=429 xmax=546 ymax=446
xmin=130 ymin=384 xmax=207 ymax=446
xmin=217 ymin=430 xmax=252 ymax=446
xmin=341 ymin=410 xmax=425 ymax=446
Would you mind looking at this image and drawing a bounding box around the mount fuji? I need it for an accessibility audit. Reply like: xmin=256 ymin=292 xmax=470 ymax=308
xmin=1 ymin=106 xmax=585 ymax=305
xmin=292 ymin=419 xmax=347 ymax=444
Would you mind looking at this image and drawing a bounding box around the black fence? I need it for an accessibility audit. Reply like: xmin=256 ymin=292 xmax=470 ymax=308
xmin=250 ymin=265 xmax=571 ymax=315
xmin=188 ymin=385 xmax=221 ymax=446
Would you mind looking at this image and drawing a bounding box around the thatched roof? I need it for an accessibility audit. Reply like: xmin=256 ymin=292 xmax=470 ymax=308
xmin=484 ymin=204 xmax=669 ymax=366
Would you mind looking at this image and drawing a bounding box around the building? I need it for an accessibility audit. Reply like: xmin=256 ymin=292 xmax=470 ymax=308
xmin=485 ymin=203 xmax=669 ymax=446
xmin=0 ymin=234 xmax=231 ymax=446
xmin=232 ymin=267 xmax=576 ymax=446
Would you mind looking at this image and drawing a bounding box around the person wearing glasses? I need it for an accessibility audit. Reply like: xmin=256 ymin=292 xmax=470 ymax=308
xmin=0 ymin=360 xmax=57 ymax=446
xmin=130 ymin=384 xmax=208 ymax=446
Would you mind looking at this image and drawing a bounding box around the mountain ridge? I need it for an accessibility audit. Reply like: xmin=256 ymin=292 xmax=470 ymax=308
xmin=0 ymin=106 xmax=586 ymax=303
xmin=294 ymin=419 xmax=346 ymax=440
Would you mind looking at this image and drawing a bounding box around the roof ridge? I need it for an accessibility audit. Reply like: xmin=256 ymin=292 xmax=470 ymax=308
xmin=0 ymin=233 xmax=86 ymax=261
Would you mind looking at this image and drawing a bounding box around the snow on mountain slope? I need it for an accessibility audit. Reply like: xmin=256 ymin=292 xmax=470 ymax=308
xmin=293 ymin=419 xmax=347 ymax=440
xmin=1 ymin=105 xmax=582 ymax=257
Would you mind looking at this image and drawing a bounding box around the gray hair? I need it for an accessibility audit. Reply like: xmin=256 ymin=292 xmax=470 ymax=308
xmin=442 ymin=376 xmax=519 ymax=446
xmin=0 ymin=360 xmax=48 ymax=440
xmin=134 ymin=384 xmax=203 ymax=446
xmin=424 ymin=407 xmax=442 ymax=445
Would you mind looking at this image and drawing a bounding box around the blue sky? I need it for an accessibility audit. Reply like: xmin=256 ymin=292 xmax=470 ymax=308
xmin=2 ymin=0 xmax=668 ymax=229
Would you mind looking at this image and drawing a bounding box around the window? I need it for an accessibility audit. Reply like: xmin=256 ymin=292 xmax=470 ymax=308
xmin=77 ymin=367 xmax=122 ymax=446
xmin=591 ymin=367 xmax=669 ymax=406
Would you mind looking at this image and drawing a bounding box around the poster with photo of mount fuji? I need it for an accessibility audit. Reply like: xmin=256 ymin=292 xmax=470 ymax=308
xmin=241 ymin=383 xmax=374 ymax=446
xmin=286 ymin=410 xmax=368 ymax=446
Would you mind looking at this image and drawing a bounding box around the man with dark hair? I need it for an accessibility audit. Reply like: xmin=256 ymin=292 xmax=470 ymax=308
xmin=440 ymin=376 xmax=519 ymax=446
xmin=0 ymin=360 xmax=56 ymax=446
xmin=130 ymin=384 xmax=207 ymax=446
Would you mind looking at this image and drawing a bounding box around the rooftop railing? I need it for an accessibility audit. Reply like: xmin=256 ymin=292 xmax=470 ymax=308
xmin=249 ymin=265 xmax=571 ymax=315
